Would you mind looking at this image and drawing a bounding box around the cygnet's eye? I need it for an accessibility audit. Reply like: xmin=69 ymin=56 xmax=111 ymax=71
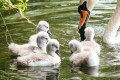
xmin=52 ymin=44 xmax=57 ymax=48
xmin=52 ymin=44 xmax=54 ymax=47
xmin=44 ymin=26 xmax=48 ymax=29
xmin=41 ymin=37 xmax=48 ymax=41
xmin=38 ymin=25 xmax=41 ymax=28
xmin=70 ymin=44 xmax=73 ymax=49
xmin=45 ymin=38 xmax=48 ymax=42
xmin=41 ymin=36 xmax=44 ymax=39
xmin=55 ymin=46 xmax=58 ymax=49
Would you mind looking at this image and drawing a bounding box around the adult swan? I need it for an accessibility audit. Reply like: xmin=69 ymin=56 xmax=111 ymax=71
xmin=103 ymin=0 xmax=120 ymax=45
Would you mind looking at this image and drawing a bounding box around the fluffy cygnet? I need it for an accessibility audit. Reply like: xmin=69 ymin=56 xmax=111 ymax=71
xmin=29 ymin=21 xmax=52 ymax=44
xmin=81 ymin=27 xmax=101 ymax=55
xmin=9 ymin=32 xmax=50 ymax=56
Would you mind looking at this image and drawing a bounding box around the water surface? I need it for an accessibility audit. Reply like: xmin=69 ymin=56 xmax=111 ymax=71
xmin=0 ymin=0 xmax=120 ymax=80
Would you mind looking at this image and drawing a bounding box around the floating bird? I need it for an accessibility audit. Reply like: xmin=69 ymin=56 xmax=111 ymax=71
xmin=17 ymin=39 xmax=61 ymax=66
xmin=81 ymin=27 xmax=101 ymax=55
xmin=29 ymin=21 xmax=52 ymax=44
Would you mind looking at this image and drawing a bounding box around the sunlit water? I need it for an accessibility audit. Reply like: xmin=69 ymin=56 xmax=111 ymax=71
xmin=0 ymin=0 xmax=120 ymax=80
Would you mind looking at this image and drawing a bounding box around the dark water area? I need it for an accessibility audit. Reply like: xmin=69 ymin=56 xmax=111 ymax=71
xmin=0 ymin=0 xmax=120 ymax=80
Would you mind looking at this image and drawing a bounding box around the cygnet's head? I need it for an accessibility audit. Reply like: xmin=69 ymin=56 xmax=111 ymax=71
xmin=85 ymin=27 xmax=95 ymax=41
xmin=37 ymin=21 xmax=52 ymax=35
xmin=37 ymin=32 xmax=50 ymax=48
xmin=69 ymin=39 xmax=83 ymax=53
xmin=47 ymin=39 xmax=60 ymax=56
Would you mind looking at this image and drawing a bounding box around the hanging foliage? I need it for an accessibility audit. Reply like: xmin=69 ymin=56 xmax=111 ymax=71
xmin=0 ymin=0 xmax=36 ymax=26
xmin=0 ymin=0 xmax=36 ymax=45
xmin=0 ymin=0 xmax=29 ymax=13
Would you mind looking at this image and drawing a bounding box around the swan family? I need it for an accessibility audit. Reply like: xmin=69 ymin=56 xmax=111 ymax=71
xmin=9 ymin=21 xmax=61 ymax=66
xmin=8 ymin=0 xmax=120 ymax=76
xmin=78 ymin=0 xmax=120 ymax=45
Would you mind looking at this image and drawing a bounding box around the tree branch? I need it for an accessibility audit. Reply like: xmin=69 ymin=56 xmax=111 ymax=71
xmin=5 ymin=0 xmax=37 ymax=26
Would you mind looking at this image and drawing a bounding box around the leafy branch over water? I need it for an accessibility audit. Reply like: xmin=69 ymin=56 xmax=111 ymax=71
xmin=0 ymin=0 xmax=37 ymax=45
xmin=0 ymin=0 xmax=36 ymax=26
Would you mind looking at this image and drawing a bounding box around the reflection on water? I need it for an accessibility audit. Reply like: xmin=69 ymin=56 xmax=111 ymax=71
xmin=1 ymin=0 xmax=120 ymax=80
xmin=69 ymin=77 xmax=81 ymax=80
xmin=71 ymin=66 xmax=99 ymax=77
xmin=10 ymin=60 xmax=60 ymax=80
xmin=19 ymin=67 xmax=59 ymax=80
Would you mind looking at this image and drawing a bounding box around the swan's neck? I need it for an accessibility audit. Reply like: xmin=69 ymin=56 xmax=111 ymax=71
xmin=79 ymin=0 xmax=99 ymax=11
xmin=87 ymin=0 xmax=99 ymax=11
xmin=79 ymin=24 xmax=86 ymax=41
xmin=103 ymin=0 xmax=120 ymax=44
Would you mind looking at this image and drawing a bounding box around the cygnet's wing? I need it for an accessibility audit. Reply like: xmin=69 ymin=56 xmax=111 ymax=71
xmin=17 ymin=51 xmax=49 ymax=66
xmin=81 ymin=41 xmax=100 ymax=55
xmin=28 ymin=53 xmax=53 ymax=66
xmin=70 ymin=51 xmax=89 ymax=66
xmin=9 ymin=43 xmax=36 ymax=56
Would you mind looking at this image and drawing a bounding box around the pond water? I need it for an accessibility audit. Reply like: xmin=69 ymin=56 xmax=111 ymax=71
xmin=0 ymin=0 xmax=120 ymax=80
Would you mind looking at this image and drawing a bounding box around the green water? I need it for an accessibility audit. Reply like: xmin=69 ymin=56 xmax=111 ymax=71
xmin=0 ymin=0 xmax=120 ymax=80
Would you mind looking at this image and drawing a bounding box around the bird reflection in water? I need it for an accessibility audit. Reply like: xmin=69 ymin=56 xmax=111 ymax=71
xmin=17 ymin=65 xmax=60 ymax=80
xmin=71 ymin=65 xmax=99 ymax=77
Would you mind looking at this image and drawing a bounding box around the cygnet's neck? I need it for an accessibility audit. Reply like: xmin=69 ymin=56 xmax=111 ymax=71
xmin=85 ymin=36 xmax=94 ymax=41
xmin=37 ymin=29 xmax=42 ymax=33
xmin=38 ymin=43 xmax=47 ymax=53
xmin=48 ymin=51 xmax=59 ymax=57
xmin=75 ymin=44 xmax=83 ymax=53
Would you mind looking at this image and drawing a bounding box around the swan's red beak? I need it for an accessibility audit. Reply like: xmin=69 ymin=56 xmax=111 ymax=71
xmin=78 ymin=10 xmax=89 ymax=29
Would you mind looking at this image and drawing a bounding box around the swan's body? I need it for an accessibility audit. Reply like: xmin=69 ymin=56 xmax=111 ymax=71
xmin=9 ymin=32 xmax=50 ymax=56
xmin=17 ymin=39 xmax=61 ymax=66
xmin=8 ymin=21 xmax=51 ymax=56
xmin=78 ymin=0 xmax=99 ymax=41
xmin=81 ymin=27 xmax=101 ymax=55
xmin=69 ymin=39 xmax=99 ymax=67
xmin=103 ymin=0 xmax=120 ymax=45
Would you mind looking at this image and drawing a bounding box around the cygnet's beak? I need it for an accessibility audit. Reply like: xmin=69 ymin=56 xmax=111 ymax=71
xmin=55 ymin=49 xmax=60 ymax=56
xmin=47 ymin=30 xmax=52 ymax=35
xmin=78 ymin=10 xmax=90 ymax=29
